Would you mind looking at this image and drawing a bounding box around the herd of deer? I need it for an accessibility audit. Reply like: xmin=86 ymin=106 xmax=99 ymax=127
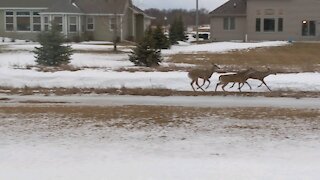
xmin=188 ymin=64 xmax=276 ymax=92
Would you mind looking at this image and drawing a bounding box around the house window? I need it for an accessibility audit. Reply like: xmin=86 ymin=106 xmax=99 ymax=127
xmin=69 ymin=16 xmax=78 ymax=32
xmin=223 ymin=17 xmax=235 ymax=30
xmin=263 ymin=18 xmax=275 ymax=32
xmin=33 ymin=12 xmax=41 ymax=32
xmin=44 ymin=16 xmax=50 ymax=31
xmin=5 ymin=11 xmax=14 ymax=31
xmin=278 ymin=18 xmax=283 ymax=32
xmin=302 ymin=20 xmax=316 ymax=36
xmin=256 ymin=18 xmax=261 ymax=32
xmin=53 ymin=16 xmax=63 ymax=32
xmin=17 ymin=11 xmax=31 ymax=31
xmin=109 ymin=17 xmax=117 ymax=31
xmin=87 ymin=17 xmax=94 ymax=31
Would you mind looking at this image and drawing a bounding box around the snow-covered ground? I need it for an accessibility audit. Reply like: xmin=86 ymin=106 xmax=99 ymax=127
xmin=162 ymin=41 xmax=289 ymax=55
xmin=0 ymin=41 xmax=318 ymax=92
xmin=1 ymin=39 xmax=320 ymax=180
xmin=0 ymin=105 xmax=319 ymax=180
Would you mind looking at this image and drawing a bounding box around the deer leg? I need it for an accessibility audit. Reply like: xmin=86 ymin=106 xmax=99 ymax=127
xmin=205 ymin=79 xmax=211 ymax=89
xmin=197 ymin=79 xmax=206 ymax=89
xmin=262 ymin=80 xmax=272 ymax=91
xmin=215 ymin=83 xmax=221 ymax=92
xmin=238 ymin=83 xmax=243 ymax=92
xmin=196 ymin=80 xmax=205 ymax=92
xmin=190 ymin=80 xmax=196 ymax=92
xmin=245 ymin=82 xmax=252 ymax=90
xmin=222 ymin=83 xmax=228 ymax=92
xmin=229 ymin=82 xmax=236 ymax=88
xmin=200 ymin=79 xmax=206 ymax=87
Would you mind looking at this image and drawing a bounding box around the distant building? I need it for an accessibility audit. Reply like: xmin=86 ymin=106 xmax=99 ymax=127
xmin=0 ymin=0 xmax=153 ymax=41
xmin=210 ymin=0 xmax=320 ymax=41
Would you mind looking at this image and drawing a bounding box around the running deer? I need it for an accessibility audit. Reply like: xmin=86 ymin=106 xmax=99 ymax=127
xmin=248 ymin=68 xmax=276 ymax=91
xmin=188 ymin=64 xmax=220 ymax=92
xmin=215 ymin=68 xmax=255 ymax=92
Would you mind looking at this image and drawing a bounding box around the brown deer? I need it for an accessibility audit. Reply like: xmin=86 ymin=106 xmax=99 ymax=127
xmin=248 ymin=68 xmax=276 ymax=91
xmin=215 ymin=68 xmax=255 ymax=92
xmin=188 ymin=64 xmax=220 ymax=92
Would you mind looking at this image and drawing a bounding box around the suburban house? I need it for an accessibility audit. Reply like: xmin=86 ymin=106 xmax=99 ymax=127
xmin=210 ymin=0 xmax=320 ymax=41
xmin=0 ymin=0 xmax=153 ymax=42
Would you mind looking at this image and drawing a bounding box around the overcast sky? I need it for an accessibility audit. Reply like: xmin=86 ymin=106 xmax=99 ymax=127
xmin=132 ymin=0 xmax=228 ymax=10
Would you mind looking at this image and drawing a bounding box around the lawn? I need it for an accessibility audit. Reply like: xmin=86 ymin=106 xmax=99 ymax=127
xmin=168 ymin=43 xmax=320 ymax=72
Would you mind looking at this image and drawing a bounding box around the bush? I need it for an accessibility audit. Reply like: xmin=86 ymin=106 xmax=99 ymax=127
xmin=129 ymin=39 xmax=162 ymax=67
xmin=169 ymin=16 xmax=186 ymax=45
xmin=153 ymin=25 xmax=170 ymax=49
xmin=34 ymin=22 xmax=73 ymax=66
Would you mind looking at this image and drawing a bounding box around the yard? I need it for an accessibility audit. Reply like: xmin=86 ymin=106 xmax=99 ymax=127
xmin=0 ymin=39 xmax=319 ymax=97
xmin=0 ymin=39 xmax=320 ymax=180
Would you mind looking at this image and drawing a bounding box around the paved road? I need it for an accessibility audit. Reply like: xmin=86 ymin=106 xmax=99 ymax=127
xmin=1 ymin=94 xmax=319 ymax=109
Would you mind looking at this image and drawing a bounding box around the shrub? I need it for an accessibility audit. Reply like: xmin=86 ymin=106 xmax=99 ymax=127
xmin=129 ymin=38 xmax=162 ymax=67
xmin=34 ymin=22 xmax=73 ymax=66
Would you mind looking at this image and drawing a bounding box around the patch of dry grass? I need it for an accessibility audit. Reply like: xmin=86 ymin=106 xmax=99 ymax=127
xmin=0 ymin=106 xmax=319 ymax=128
xmin=168 ymin=43 xmax=320 ymax=72
xmin=1 ymin=86 xmax=320 ymax=98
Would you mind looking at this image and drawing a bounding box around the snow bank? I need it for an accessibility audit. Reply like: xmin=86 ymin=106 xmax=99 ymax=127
xmin=0 ymin=67 xmax=319 ymax=92
xmin=163 ymin=41 xmax=289 ymax=55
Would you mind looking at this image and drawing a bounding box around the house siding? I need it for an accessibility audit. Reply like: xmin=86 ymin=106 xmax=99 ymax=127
xmin=210 ymin=16 xmax=247 ymax=41
xmin=0 ymin=10 xmax=41 ymax=41
xmin=211 ymin=0 xmax=320 ymax=41
xmin=0 ymin=0 xmax=152 ymax=42
xmin=247 ymin=0 xmax=320 ymax=41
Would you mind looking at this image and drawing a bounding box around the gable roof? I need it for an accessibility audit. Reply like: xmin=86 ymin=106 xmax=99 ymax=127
xmin=131 ymin=5 xmax=155 ymax=19
xmin=73 ymin=0 xmax=129 ymax=14
xmin=0 ymin=0 xmax=51 ymax=8
xmin=43 ymin=0 xmax=83 ymax=14
xmin=210 ymin=0 xmax=247 ymax=16
xmin=0 ymin=0 xmax=132 ymax=15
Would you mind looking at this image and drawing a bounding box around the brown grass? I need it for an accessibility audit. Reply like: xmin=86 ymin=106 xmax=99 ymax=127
xmin=0 ymin=106 xmax=319 ymax=127
xmin=1 ymin=86 xmax=320 ymax=98
xmin=168 ymin=43 xmax=320 ymax=72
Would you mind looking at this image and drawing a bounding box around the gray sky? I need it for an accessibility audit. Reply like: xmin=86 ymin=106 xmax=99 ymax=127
xmin=132 ymin=0 xmax=228 ymax=10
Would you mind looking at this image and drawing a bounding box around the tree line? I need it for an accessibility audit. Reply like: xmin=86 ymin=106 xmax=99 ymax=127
xmin=144 ymin=8 xmax=210 ymax=26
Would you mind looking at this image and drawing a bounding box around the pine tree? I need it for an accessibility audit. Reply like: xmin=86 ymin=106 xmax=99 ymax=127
xmin=153 ymin=25 xmax=170 ymax=49
xmin=176 ymin=16 xmax=187 ymax=41
xmin=34 ymin=22 xmax=73 ymax=66
xmin=129 ymin=30 xmax=162 ymax=67
xmin=169 ymin=18 xmax=179 ymax=45
xmin=169 ymin=16 xmax=186 ymax=44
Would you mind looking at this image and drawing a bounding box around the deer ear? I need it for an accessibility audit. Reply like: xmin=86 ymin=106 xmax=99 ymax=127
xmin=213 ymin=63 xmax=220 ymax=69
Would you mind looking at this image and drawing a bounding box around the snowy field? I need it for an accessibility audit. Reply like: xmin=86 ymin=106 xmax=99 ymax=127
xmin=1 ymin=39 xmax=320 ymax=180
xmin=1 ymin=40 xmax=319 ymax=92
xmin=0 ymin=104 xmax=319 ymax=180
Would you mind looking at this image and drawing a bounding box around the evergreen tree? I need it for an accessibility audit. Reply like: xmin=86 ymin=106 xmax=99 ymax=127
xmin=34 ymin=22 xmax=73 ymax=66
xmin=169 ymin=18 xmax=179 ymax=45
xmin=129 ymin=30 xmax=162 ymax=67
xmin=176 ymin=16 xmax=187 ymax=41
xmin=169 ymin=16 xmax=186 ymax=44
xmin=152 ymin=25 xmax=170 ymax=49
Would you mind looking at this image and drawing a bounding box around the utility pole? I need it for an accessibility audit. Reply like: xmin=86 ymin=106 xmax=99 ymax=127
xmin=196 ymin=0 xmax=199 ymax=42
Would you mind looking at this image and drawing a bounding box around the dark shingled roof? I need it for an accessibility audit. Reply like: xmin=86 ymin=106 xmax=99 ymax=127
xmin=0 ymin=0 xmax=133 ymax=15
xmin=43 ymin=0 xmax=83 ymax=14
xmin=210 ymin=0 xmax=247 ymax=16
xmin=0 ymin=0 xmax=51 ymax=8
xmin=74 ymin=0 xmax=129 ymax=14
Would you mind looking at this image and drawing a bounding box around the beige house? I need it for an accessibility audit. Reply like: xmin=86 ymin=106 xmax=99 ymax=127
xmin=0 ymin=0 xmax=153 ymax=42
xmin=210 ymin=0 xmax=320 ymax=41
